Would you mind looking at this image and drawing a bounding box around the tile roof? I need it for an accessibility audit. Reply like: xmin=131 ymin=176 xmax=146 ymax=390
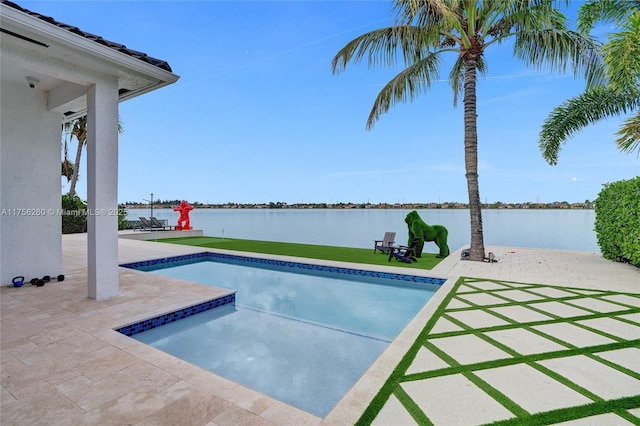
xmin=1 ymin=0 xmax=173 ymax=72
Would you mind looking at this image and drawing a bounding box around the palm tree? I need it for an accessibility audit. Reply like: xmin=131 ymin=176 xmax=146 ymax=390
xmin=62 ymin=116 xmax=87 ymax=196
xmin=62 ymin=116 xmax=123 ymax=196
xmin=540 ymin=0 xmax=640 ymax=164
xmin=332 ymin=0 xmax=600 ymax=261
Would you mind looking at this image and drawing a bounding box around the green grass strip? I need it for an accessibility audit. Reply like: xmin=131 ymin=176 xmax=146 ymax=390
xmin=152 ymin=236 xmax=444 ymax=270
xmin=403 ymin=340 xmax=640 ymax=382
xmin=393 ymin=385 xmax=434 ymax=425
xmin=485 ymin=395 xmax=640 ymax=426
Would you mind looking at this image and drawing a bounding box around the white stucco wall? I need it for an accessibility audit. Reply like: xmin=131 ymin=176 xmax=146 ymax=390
xmin=1 ymin=79 xmax=62 ymax=285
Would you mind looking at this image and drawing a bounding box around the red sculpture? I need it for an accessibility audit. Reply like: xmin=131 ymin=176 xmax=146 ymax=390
xmin=173 ymin=200 xmax=193 ymax=230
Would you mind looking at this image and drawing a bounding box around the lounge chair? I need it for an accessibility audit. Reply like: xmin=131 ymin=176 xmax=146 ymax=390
xmin=151 ymin=217 xmax=176 ymax=230
xmin=374 ymin=231 xmax=396 ymax=254
xmin=388 ymin=237 xmax=421 ymax=263
xmin=138 ymin=216 xmax=167 ymax=231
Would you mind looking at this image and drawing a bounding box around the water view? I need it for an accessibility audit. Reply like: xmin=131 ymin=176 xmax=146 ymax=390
xmin=128 ymin=208 xmax=599 ymax=253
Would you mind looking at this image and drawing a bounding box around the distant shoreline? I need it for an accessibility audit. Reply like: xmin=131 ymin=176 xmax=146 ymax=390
xmin=123 ymin=201 xmax=594 ymax=210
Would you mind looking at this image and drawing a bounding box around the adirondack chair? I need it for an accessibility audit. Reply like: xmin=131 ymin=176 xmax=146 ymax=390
xmin=388 ymin=237 xmax=421 ymax=263
xmin=374 ymin=232 xmax=396 ymax=254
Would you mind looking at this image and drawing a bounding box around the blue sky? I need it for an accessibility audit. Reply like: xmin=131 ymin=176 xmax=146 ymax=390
xmin=28 ymin=1 xmax=639 ymax=204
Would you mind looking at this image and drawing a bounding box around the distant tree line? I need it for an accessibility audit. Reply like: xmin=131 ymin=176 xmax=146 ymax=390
xmin=123 ymin=200 xmax=595 ymax=210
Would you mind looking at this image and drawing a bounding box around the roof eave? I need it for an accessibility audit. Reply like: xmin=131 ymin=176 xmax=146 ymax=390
xmin=1 ymin=3 xmax=179 ymax=110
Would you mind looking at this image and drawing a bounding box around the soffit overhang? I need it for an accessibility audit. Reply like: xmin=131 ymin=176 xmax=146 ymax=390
xmin=1 ymin=1 xmax=179 ymax=121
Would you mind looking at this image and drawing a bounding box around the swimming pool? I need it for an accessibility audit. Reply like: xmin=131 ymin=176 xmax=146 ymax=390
xmin=119 ymin=252 xmax=445 ymax=417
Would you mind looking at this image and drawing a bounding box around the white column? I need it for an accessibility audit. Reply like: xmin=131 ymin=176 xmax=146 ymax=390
xmin=86 ymin=79 xmax=119 ymax=300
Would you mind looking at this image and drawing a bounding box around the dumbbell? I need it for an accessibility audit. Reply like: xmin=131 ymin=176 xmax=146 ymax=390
xmin=41 ymin=275 xmax=65 ymax=282
xmin=29 ymin=278 xmax=46 ymax=287
xmin=28 ymin=275 xmax=65 ymax=287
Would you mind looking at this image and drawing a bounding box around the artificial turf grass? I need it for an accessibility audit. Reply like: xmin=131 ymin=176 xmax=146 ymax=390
xmin=151 ymin=236 xmax=444 ymax=270
xmin=355 ymin=277 xmax=640 ymax=426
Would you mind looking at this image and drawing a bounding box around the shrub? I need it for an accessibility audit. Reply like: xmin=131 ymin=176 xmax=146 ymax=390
xmin=594 ymin=176 xmax=640 ymax=267
xmin=62 ymin=196 xmax=129 ymax=232
xmin=118 ymin=204 xmax=128 ymax=230
xmin=61 ymin=194 xmax=87 ymax=234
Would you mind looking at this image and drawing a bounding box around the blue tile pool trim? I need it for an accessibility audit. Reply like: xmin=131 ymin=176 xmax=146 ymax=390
xmin=119 ymin=251 xmax=447 ymax=286
xmin=116 ymin=252 xmax=444 ymax=337
xmin=115 ymin=294 xmax=235 ymax=337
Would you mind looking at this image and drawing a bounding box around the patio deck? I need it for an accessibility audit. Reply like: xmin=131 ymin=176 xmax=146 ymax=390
xmin=1 ymin=234 xmax=638 ymax=425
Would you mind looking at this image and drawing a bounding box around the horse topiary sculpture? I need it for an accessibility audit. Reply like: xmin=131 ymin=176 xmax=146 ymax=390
xmin=405 ymin=210 xmax=450 ymax=258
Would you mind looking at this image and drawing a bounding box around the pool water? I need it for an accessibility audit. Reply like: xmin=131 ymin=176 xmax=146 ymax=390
xmin=131 ymin=260 xmax=439 ymax=417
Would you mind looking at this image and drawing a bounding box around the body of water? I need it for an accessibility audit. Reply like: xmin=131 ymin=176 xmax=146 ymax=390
xmin=128 ymin=208 xmax=599 ymax=253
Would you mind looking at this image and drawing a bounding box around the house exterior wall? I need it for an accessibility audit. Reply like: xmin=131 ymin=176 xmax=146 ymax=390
xmin=0 ymin=79 xmax=63 ymax=285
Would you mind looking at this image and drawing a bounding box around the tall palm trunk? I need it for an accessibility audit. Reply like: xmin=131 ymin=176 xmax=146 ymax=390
xmin=463 ymin=58 xmax=485 ymax=261
xmin=67 ymin=117 xmax=86 ymax=197
xmin=67 ymin=139 xmax=83 ymax=196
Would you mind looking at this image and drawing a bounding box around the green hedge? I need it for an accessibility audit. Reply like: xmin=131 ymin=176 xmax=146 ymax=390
xmin=61 ymin=195 xmax=128 ymax=233
xmin=594 ymin=176 xmax=640 ymax=267
xmin=117 ymin=205 xmax=128 ymax=230
xmin=61 ymin=194 xmax=87 ymax=234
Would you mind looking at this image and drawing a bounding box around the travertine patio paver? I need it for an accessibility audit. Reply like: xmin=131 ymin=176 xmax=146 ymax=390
xmin=428 ymin=317 xmax=463 ymax=334
xmin=538 ymin=355 xmax=640 ymax=400
xmin=370 ymin=394 xmax=418 ymax=426
xmin=567 ymin=297 xmax=629 ymax=313
xmin=488 ymin=304 xmax=555 ymax=323
xmin=429 ymin=334 xmax=512 ymax=364
xmin=577 ymin=317 xmax=640 ymax=340
xmin=484 ymin=327 xmax=567 ymax=354
xmin=492 ymin=288 xmax=547 ymax=302
xmin=445 ymin=309 xmax=509 ymax=328
xmin=529 ymin=300 xmax=592 ymax=318
xmin=596 ymin=348 xmax=640 ymax=372
xmin=401 ymin=374 xmax=515 ymax=425
xmin=405 ymin=348 xmax=450 ymax=375
xmin=532 ymin=322 xmax=617 ymax=347
xmin=456 ymin=291 xmax=510 ymax=306
xmin=474 ymin=363 xmax=592 ymax=413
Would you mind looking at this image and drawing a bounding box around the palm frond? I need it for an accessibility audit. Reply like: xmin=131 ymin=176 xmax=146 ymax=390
xmin=393 ymin=0 xmax=461 ymax=28
xmin=366 ymin=52 xmax=442 ymax=129
xmin=578 ymin=0 xmax=640 ymax=32
xmin=615 ymin=110 xmax=640 ymax=153
xmin=449 ymin=57 xmax=465 ymax=107
xmin=331 ymin=26 xmax=435 ymax=74
xmin=492 ymin=0 xmax=569 ymax=36
xmin=539 ymin=86 xmax=640 ymax=164
xmin=513 ymin=29 xmax=605 ymax=85
xmin=602 ymin=11 xmax=640 ymax=91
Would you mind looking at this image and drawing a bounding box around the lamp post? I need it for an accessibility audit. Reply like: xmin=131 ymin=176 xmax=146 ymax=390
xmin=143 ymin=193 xmax=154 ymax=219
